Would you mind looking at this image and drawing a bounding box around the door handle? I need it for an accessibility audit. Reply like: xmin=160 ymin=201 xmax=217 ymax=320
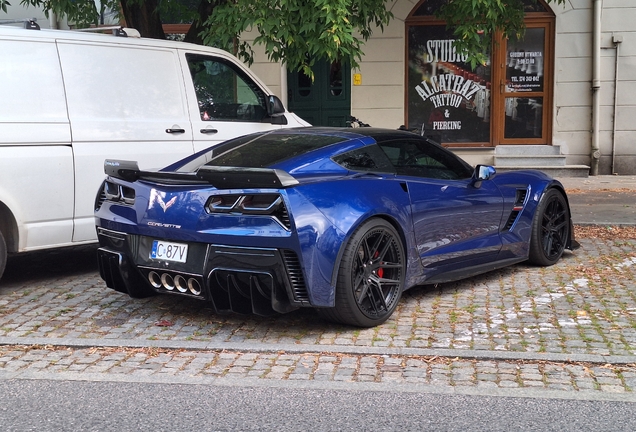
xmin=166 ymin=128 xmax=186 ymax=134
xmin=200 ymin=128 xmax=218 ymax=134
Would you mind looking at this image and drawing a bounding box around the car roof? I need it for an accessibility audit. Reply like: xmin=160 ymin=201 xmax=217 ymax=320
xmin=265 ymin=127 xmax=424 ymax=142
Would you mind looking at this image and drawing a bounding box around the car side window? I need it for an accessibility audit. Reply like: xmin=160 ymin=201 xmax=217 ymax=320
xmin=186 ymin=54 xmax=267 ymax=122
xmin=378 ymin=139 xmax=473 ymax=180
xmin=332 ymin=145 xmax=396 ymax=174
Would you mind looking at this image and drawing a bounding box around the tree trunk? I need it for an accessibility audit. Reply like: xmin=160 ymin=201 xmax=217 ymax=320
xmin=184 ymin=0 xmax=227 ymax=45
xmin=120 ymin=0 xmax=166 ymax=39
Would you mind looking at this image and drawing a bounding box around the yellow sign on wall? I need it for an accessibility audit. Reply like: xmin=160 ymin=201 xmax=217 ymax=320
xmin=353 ymin=73 xmax=362 ymax=86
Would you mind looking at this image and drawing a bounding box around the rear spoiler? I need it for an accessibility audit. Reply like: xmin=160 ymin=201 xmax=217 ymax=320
xmin=196 ymin=166 xmax=298 ymax=189
xmin=104 ymin=160 xmax=299 ymax=189
xmin=104 ymin=160 xmax=140 ymax=182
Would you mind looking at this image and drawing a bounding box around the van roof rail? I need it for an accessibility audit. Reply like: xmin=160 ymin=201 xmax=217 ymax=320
xmin=0 ymin=18 xmax=40 ymax=30
xmin=0 ymin=20 xmax=139 ymax=38
xmin=73 ymin=26 xmax=140 ymax=37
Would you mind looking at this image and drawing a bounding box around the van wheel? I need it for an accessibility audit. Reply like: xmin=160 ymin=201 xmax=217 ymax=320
xmin=0 ymin=231 xmax=6 ymax=281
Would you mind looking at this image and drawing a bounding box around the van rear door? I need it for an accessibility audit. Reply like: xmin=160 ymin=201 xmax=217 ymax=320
xmin=0 ymin=37 xmax=74 ymax=251
xmin=57 ymin=41 xmax=195 ymax=243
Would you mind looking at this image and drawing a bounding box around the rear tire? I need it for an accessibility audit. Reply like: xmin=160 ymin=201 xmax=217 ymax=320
xmin=528 ymin=188 xmax=570 ymax=266
xmin=319 ymin=218 xmax=405 ymax=327
xmin=0 ymin=231 xmax=6 ymax=281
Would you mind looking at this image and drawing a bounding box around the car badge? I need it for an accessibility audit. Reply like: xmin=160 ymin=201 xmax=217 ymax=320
xmin=149 ymin=189 xmax=177 ymax=212
xmin=159 ymin=196 xmax=177 ymax=212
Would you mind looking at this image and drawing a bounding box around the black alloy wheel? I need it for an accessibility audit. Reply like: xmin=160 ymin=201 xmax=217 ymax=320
xmin=320 ymin=218 xmax=405 ymax=327
xmin=528 ymin=188 xmax=570 ymax=266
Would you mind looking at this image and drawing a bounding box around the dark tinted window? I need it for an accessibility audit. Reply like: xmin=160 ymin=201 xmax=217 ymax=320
xmin=186 ymin=54 xmax=267 ymax=122
xmin=379 ymin=139 xmax=473 ymax=180
xmin=332 ymin=145 xmax=396 ymax=173
xmin=176 ymin=132 xmax=347 ymax=171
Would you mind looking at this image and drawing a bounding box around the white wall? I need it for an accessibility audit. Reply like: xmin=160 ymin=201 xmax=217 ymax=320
xmin=1 ymin=2 xmax=52 ymax=28
xmin=551 ymin=0 xmax=636 ymax=173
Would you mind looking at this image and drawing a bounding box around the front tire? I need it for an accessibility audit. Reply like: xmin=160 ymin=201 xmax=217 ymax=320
xmin=528 ymin=188 xmax=570 ymax=266
xmin=320 ymin=218 xmax=405 ymax=327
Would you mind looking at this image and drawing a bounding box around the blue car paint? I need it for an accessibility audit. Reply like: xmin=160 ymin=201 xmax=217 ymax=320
xmin=95 ymin=128 xmax=576 ymax=320
xmin=287 ymin=176 xmax=421 ymax=304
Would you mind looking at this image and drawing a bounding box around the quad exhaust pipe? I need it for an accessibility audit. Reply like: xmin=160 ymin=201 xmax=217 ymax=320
xmin=148 ymin=271 xmax=202 ymax=295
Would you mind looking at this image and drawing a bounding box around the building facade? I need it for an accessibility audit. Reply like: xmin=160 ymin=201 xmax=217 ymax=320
xmin=4 ymin=0 xmax=635 ymax=174
xmin=249 ymin=0 xmax=636 ymax=175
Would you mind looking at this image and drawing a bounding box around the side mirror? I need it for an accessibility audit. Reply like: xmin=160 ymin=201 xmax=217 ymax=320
xmin=267 ymin=95 xmax=286 ymax=117
xmin=472 ymin=164 xmax=496 ymax=188
xmin=266 ymin=95 xmax=288 ymax=125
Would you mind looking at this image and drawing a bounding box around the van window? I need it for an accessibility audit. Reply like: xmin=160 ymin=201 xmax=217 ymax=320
xmin=186 ymin=54 xmax=268 ymax=122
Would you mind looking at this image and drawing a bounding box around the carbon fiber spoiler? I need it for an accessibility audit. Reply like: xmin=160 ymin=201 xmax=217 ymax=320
xmin=104 ymin=160 xmax=299 ymax=189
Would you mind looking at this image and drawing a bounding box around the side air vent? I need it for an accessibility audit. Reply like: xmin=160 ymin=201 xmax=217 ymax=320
xmin=503 ymin=188 xmax=528 ymax=231
xmin=274 ymin=204 xmax=292 ymax=231
xmin=282 ymin=250 xmax=309 ymax=303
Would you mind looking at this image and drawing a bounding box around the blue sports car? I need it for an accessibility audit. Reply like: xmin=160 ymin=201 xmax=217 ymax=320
xmin=95 ymin=128 xmax=578 ymax=327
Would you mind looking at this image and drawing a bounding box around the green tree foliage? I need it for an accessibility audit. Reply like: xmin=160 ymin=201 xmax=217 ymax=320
xmin=201 ymin=0 xmax=392 ymax=79
xmin=1 ymin=0 xmax=564 ymax=75
xmin=437 ymin=0 xmax=565 ymax=69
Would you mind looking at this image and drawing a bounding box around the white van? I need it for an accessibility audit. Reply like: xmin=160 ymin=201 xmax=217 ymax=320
xmin=0 ymin=24 xmax=309 ymax=280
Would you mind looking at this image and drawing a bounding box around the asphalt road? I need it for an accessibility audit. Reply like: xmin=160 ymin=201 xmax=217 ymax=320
xmin=1 ymin=379 xmax=635 ymax=431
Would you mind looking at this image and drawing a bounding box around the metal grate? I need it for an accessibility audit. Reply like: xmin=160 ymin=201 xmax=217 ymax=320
xmin=503 ymin=189 xmax=528 ymax=231
xmin=282 ymin=250 xmax=309 ymax=303
xmin=274 ymin=203 xmax=292 ymax=230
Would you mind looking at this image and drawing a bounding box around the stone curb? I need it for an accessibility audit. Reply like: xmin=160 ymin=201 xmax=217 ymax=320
xmin=2 ymin=369 xmax=636 ymax=403
xmin=576 ymin=222 xmax=636 ymax=227
xmin=2 ymin=337 xmax=635 ymax=365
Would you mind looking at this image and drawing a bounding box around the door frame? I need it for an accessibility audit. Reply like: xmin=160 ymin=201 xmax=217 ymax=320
xmin=491 ymin=17 xmax=555 ymax=145
xmin=287 ymin=59 xmax=351 ymax=126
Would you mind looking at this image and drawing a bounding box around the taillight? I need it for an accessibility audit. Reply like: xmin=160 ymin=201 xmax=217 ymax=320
xmin=103 ymin=181 xmax=136 ymax=205
xmin=205 ymin=193 xmax=291 ymax=230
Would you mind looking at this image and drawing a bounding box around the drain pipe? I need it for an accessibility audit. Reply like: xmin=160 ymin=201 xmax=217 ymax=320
xmin=280 ymin=64 xmax=288 ymax=107
xmin=49 ymin=11 xmax=58 ymax=29
xmin=590 ymin=0 xmax=602 ymax=175
xmin=611 ymin=35 xmax=622 ymax=174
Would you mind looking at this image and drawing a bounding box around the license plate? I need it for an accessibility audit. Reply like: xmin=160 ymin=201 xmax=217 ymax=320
xmin=150 ymin=240 xmax=188 ymax=263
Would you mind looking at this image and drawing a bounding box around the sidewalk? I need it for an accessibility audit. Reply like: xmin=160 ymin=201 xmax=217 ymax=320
xmin=556 ymin=175 xmax=636 ymax=191
xmin=556 ymin=175 xmax=636 ymax=226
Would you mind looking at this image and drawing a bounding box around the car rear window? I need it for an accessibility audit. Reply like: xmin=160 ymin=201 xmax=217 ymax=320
xmin=176 ymin=132 xmax=347 ymax=172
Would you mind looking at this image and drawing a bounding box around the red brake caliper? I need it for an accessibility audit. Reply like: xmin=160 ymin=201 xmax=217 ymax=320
xmin=374 ymin=250 xmax=384 ymax=278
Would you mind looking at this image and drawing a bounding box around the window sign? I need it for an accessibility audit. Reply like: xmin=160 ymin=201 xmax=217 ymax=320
xmin=504 ymin=28 xmax=546 ymax=139
xmin=407 ymin=26 xmax=491 ymax=144
xmin=506 ymin=28 xmax=545 ymax=93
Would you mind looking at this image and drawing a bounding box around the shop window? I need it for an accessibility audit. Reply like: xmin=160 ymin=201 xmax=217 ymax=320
xmin=406 ymin=0 xmax=555 ymax=147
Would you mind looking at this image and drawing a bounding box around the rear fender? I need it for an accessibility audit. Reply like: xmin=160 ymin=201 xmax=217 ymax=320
xmin=289 ymin=178 xmax=420 ymax=305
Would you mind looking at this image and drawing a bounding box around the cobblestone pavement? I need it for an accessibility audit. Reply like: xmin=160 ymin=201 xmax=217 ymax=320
xmin=1 ymin=237 xmax=635 ymax=399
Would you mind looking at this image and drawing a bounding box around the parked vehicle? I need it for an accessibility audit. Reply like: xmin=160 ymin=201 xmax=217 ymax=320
xmin=0 ymin=24 xmax=309 ymax=280
xmin=94 ymin=127 xmax=579 ymax=327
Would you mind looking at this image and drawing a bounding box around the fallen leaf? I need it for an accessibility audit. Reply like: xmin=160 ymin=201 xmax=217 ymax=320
xmin=154 ymin=320 xmax=174 ymax=327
